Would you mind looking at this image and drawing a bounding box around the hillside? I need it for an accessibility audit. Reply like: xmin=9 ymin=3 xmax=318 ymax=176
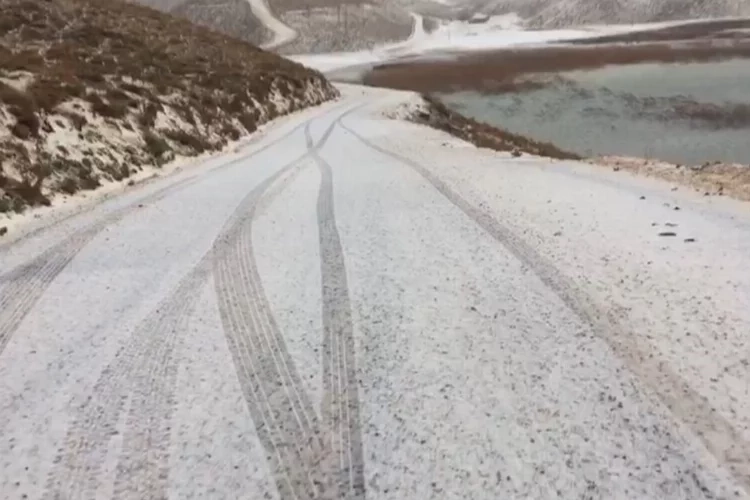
xmin=140 ymin=0 xmax=416 ymax=53
xmin=125 ymin=0 xmax=750 ymax=53
xmin=0 ymin=0 xmax=337 ymax=215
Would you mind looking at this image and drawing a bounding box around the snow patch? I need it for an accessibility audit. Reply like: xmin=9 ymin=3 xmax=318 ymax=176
xmin=0 ymin=72 xmax=35 ymax=91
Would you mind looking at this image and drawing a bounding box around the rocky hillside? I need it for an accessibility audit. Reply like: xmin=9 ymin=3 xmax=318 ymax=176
xmin=0 ymin=0 xmax=337 ymax=215
xmin=478 ymin=0 xmax=750 ymax=27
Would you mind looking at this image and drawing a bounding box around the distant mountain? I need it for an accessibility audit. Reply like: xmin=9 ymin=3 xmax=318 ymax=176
xmin=132 ymin=0 xmax=268 ymax=46
xmin=478 ymin=0 xmax=750 ymax=27
xmin=170 ymin=0 xmax=269 ymax=45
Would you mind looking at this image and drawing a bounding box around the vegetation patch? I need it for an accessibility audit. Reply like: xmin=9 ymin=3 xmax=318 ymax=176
xmin=0 ymin=0 xmax=338 ymax=216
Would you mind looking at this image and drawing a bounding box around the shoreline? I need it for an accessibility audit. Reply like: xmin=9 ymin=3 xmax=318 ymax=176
xmin=400 ymin=93 xmax=750 ymax=203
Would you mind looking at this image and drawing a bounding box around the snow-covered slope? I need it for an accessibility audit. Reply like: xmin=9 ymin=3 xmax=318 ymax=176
xmin=0 ymin=0 xmax=337 ymax=218
xmin=477 ymin=0 xmax=750 ymax=27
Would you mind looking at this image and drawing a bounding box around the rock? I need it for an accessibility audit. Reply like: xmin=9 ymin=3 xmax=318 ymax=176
xmin=684 ymin=238 xmax=696 ymax=243
xmin=674 ymin=206 xmax=681 ymax=211
xmin=659 ymin=232 xmax=677 ymax=237
xmin=639 ymin=196 xmax=646 ymax=200
xmin=553 ymin=231 xmax=562 ymax=236
xmin=511 ymin=149 xmax=522 ymax=158
xmin=0 ymin=226 xmax=7 ymax=236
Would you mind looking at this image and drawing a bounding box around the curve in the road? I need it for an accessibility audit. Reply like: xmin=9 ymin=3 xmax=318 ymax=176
xmin=246 ymin=0 xmax=297 ymax=50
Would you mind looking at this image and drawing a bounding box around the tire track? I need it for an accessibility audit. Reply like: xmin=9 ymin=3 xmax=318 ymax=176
xmin=212 ymin=147 xmax=329 ymax=500
xmin=0 ymin=100 xmax=351 ymax=358
xmin=339 ymin=118 xmax=750 ymax=495
xmin=309 ymin=133 xmax=367 ymax=499
xmin=42 ymin=259 xmax=210 ymax=500
xmin=41 ymin=102 xmax=357 ymax=500
xmin=43 ymin=149 xmax=311 ymax=500
xmin=0 ymin=177 xmax=197 ymax=357
xmin=211 ymin=108 xmax=368 ymax=500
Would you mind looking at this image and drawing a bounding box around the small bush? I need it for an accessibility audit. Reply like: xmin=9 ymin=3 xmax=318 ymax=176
xmin=221 ymin=122 xmax=241 ymax=141
xmin=59 ymin=176 xmax=78 ymax=194
xmin=87 ymin=92 xmax=129 ymax=118
xmin=163 ymin=128 xmax=212 ymax=153
xmin=11 ymin=122 xmax=32 ymax=139
xmin=238 ymin=111 xmax=257 ymax=133
xmin=143 ymin=130 xmax=171 ymax=158
xmin=120 ymin=82 xmax=147 ymax=95
xmin=79 ymin=172 xmax=100 ymax=190
xmin=138 ymin=101 xmax=161 ymax=128
xmin=0 ymin=196 xmax=11 ymax=213
xmin=29 ymin=78 xmax=84 ymax=111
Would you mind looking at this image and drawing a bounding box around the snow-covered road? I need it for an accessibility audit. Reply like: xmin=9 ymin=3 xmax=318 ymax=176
xmin=247 ymin=0 xmax=296 ymax=50
xmin=1 ymin=85 xmax=749 ymax=500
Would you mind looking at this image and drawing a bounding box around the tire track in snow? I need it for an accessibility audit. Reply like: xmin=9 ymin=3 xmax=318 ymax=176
xmin=0 ymin=177 xmax=196 ymax=357
xmin=43 ymin=151 xmax=310 ymax=500
xmin=41 ymin=103 xmax=355 ymax=500
xmin=0 ymin=101 xmax=348 ymax=358
xmin=212 ymin=165 xmax=327 ymax=499
xmin=308 ymin=124 xmax=367 ymax=499
xmin=42 ymin=259 xmax=210 ymax=500
xmin=211 ymin=111 xmax=369 ymax=499
xmin=212 ymin=107 xmax=369 ymax=499
xmin=339 ymin=118 xmax=750 ymax=495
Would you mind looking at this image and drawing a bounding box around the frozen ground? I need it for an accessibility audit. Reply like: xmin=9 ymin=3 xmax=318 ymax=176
xmin=1 ymin=84 xmax=749 ymax=499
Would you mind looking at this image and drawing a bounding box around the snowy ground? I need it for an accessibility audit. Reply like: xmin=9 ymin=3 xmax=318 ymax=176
xmin=1 ymin=84 xmax=749 ymax=499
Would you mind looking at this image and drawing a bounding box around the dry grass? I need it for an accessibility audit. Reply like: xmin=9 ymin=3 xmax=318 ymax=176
xmin=0 ymin=0 xmax=337 ymax=214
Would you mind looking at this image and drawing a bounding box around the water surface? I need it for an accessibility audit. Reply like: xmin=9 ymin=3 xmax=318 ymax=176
xmin=440 ymin=59 xmax=750 ymax=165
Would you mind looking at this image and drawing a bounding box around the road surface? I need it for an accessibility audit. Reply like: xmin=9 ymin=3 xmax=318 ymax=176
xmin=247 ymin=0 xmax=297 ymax=50
xmin=1 ymin=86 xmax=749 ymax=500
